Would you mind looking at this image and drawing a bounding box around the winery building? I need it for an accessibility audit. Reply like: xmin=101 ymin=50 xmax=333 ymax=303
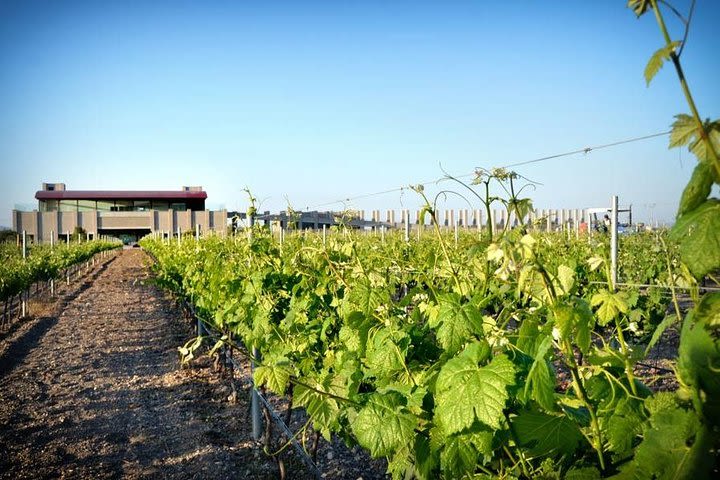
xmin=12 ymin=183 xmax=227 ymax=243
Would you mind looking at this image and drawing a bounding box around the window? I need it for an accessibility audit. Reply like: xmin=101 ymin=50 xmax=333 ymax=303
xmin=78 ymin=200 xmax=96 ymax=212
xmin=59 ymin=200 xmax=77 ymax=212
xmin=96 ymin=201 xmax=114 ymax=211
xmin=40 ymin=200 xmax=58 ymax=212
xmin=170 ymin=203 xmax=186 ymax=211
xmin=134 ymin=200 xmax=151 ymax=211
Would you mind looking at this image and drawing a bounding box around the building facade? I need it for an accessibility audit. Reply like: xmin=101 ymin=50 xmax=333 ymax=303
xmin=13 ymin=183 xmax=227 ymax=242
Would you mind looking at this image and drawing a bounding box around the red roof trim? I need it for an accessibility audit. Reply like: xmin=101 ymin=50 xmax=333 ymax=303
xmin=36 ymin=190 xmax=208 ymax=200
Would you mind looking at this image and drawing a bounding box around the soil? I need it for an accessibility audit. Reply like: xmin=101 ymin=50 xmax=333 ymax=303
xmin=0 ymin=249 xmax=385 ymax=480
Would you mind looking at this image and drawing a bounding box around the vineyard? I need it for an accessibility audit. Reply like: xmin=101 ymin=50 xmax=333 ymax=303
xmin=2 ymin=1 xmax=719 ymax=478
xmin=1 ymin=240 xmax=121 ymax=325
xmin=141 ymin=222 xmax=718 ymax=479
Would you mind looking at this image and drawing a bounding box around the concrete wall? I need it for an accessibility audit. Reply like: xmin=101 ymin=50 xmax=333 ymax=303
xmin=13 ymin=209 xmax=227 ymax=242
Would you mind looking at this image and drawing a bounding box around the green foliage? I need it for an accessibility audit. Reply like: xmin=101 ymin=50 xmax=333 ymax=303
xmin=669 ymin=199 xmax=720 ymax=278
xmin=511 ymin=411 xmax=583 ymax=458
xmin=435 ymin=349 xmax=515 ymax=434
xmin=644 ymin=41 xmax=680 ymax=86
xmin=351 ymin=392 xmax=418 ymax=458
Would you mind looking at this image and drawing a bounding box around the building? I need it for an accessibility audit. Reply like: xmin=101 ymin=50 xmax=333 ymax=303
xmin=13 ymin=183 xmax=227 ymax=242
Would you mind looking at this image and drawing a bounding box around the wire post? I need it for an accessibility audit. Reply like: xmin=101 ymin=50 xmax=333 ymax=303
xmin=195 ymin=223 xmax=200 ymax=241
xmin=322 ymin=224 xmax=326 ymax=246
xmin=381 ymin=224 xmax=385 ymax=244
xmin=404 ymin=209 xmax=410 ymax=242
xmin=610 ymin=195 xmax=618 ymax=290
xmin=21 ymin=231 xmax=27 ymax=317
xmin=251 ymin=347 xmax=264 ymax=441
xmin=50 ymin=230 xmax=55 ymax=297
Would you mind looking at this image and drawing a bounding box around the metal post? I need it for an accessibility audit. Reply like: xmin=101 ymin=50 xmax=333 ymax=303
xmin=50 ymin=230 xmax=55 ymax=297
xmin=66 ymin=232 xmax=70 ymax=246
xmin=322 ymin=224 xmax=326 ymax=246
xmin=404 ymin=211 xmax=410 ymax=243
xmin=381 ymin=224 xmax=385 ymax=244
xmin=177 ymin=227 xmax=181 ymax=246
xmin=251 ymin=347 xmax=263 ymax=440
xmin=610 ymin=196 xmax=618 ymax=290
xmin=195 ymin=224 xmax=200 ymax=241
xmin=21 ymin=231 xmax=27 ymax=317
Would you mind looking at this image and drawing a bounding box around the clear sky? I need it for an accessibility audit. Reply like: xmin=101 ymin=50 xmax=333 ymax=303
xmin=1 ymin=0 xmax=718 ymax=228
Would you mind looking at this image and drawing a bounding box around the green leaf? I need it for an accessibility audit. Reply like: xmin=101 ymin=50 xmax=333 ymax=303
xmin=510 ymin=411 xmax=583 ymax=458
xmin=435 ymin=352 xmax=516 ymax=433
xmin=678 ymin=162 xmax=714 ymax=216
xmin=627 ymin=0 xmax=652 ymax=17
xmin=432 ymin=293 xmax=484 ymax=354
xmin=552 ymin=298 xmax=595 ymax=353
xmin=669 ymin=114 xmax=697 ymax=148
xmin=591 ymin=289 xmax=630 ymax=326
xmin=628 ymin=394 xmax=713 ymax=480
xmin=565 ymin=467 xmax=601 ymax=480
xmin=351 ymin=392 xmax=418 ymax=458
xmin=644 ymin=41 xmax=680 ymax=86
xmin=644 ymin=314 xmax=677 ymax=356
xmin=669 ymin=199 xmax=720 ymax=278
xmin=678 ymin=293 xmax=720 ymax=425
xmin=606 ymin=398 xmax=645 ymax=457
xmin=293 ymin=379 xmax=341 ymax=440
xmin=439 ymin=430 xmax=493 ymax=478
xmin=413 ymin=434 xmax=438 ymax=480
xmin=524 ymin=334 xmax=556 ymax=411
xmin=556 ymin=264 xmax=576 ymax=295
xmin=365 ymin=329 xmax=405 ymax=379
xmin=689 ymin=122 xmax=720 ymax=165
xmin=253 ymin=360 xmax=292 ymax=394
xmin=587 ymin=256 xmax=604 ymax=272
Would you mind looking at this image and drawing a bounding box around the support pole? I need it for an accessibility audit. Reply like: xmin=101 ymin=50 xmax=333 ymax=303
xmin=610 ymin=196 xmax=618 ymax=290
xmin=251 ymin=347 xmax=264 ymax=441
xmin=404 ymin=210 xmax=410 ymax=242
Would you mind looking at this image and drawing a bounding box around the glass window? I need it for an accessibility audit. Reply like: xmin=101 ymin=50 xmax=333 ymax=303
xmin=59 ymin=200 xmax=77 ymax=212
xmin=134 ymin=200 xmax=151 ymax=211
xmin=78 ymin=200 xmax=96 ymax=212
xmin=96 ymin=201 xmax=114 ymax=211
xmin=152 ymin=201 xmax=168 ymax=211
xmin=170 ymin=203 xmax=186 ymax=211
xmin=40 ymin=200 xmax=58 ymax=212
xmin=112 ymin=200 xmax=133 ymax=212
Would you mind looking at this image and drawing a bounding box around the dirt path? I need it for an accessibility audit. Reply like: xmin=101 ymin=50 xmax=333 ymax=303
xmin=0 ymin=249 xmax=274 ymax=480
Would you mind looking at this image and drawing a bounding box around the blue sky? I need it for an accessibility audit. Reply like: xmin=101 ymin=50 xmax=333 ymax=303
xmin=1 ymin=0 xmax=718 ymax=227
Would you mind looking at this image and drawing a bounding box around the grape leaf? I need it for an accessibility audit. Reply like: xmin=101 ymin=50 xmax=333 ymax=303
xmin=628 ymin=0 xmax=652 ymax=17
xmin=439 ymin=430 xmax=493 ymax=478
xmin=510 ymin=411 xmax=583 ymax=457
xmin=434 ymin=352 xmax=516 ymax=433
xmin=669 ymin=114 xmax=697 ymax=148
xmin=524 ymin=334 xmax=556 ymax=411
xmin=253 ymin=360 xmax=292 ymax=394
xmin=644 ymin=41 xmax=680 ymax=86
xmin=669 ymin=199 xmax=720 ymax=278
xmin=351 ymin=392 xmax=417 ymax=458
xmin=557 ymin=264 xmax=576 ymax=296
xmin=677 ymin=293 xmax=720 ymax=425
xmin=431 ymin=293 xmax=484 ymax=354
xmin=678 ymin=162 xmax=714 ymax=216
xmin=293 ymin=378 xmax=341 ymax=440
xmin=630 ymin=394 xmax=712 ymax=480
xmin=591 ymin=289 xmax=630 ymax=326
